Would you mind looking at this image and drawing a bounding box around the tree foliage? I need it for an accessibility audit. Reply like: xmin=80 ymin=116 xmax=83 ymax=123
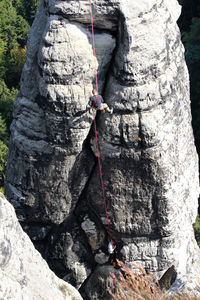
xmin=0 ymin=80 xmax=17 ymax=187
xmin=6 ymin=46 xmax=27 ymax=88
xmin=13 ymin=0 xmax=40 ymax=25
xmin=0 ymin=0 xmax=29 ymax=50
xmin=0 ymin=0 xmax=40 ymax=189
xmin=194 ymin=214 xmax=200 ymax=247
xmin=0 ymin=80 xmax=18 ymax=129
xmin=0 ymin=0 xmax=29 ymax=88
xmin=0 ymin=114 xmax=8 ymax=144
xmin=178 ymin=0 xmax=200 ymax=31
xmin=0 ymin=140 xmax=8 ymax=187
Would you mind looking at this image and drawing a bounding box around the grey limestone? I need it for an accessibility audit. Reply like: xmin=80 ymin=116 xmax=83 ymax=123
xmin=5 ymin=0 xmax=200 ymax=298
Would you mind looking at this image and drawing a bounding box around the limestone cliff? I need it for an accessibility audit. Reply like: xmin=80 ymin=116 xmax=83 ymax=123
xmin=0 ymin=193 xmax=82 ymax=300
xmin=5 ymin=0 xmax=200 ymax=298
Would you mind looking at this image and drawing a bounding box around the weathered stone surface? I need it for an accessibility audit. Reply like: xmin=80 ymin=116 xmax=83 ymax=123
xmin=47 ymin=0 xmax=119 ymax=31
xmin=169 ymin=274 xmax=200 ymax=298
xmin=0 ymin=193 xmax=82 ymax=300
xmin=45 ymin=215 xmax=94 ymax=289
xmin=95 ymin=250 xmax=109 ymax=265
xmin=5 ymin=0 xmax=116 ymax=226
xmin=5 ymin=0 xmax=200 ymax=298
xmin=81 ymin=265 xmax=117 ymax=300
xmin=81 ymin=216 xmax=105 ymax=252
xmin=159 ymin=265 xmax=177 ymax=290
xmin=86 ymin=0 xmax=200 ymax=281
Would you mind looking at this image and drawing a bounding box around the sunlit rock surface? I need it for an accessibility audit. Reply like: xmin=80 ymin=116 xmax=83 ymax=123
xmin=0 ymin=193 xmax=82 ymax=300
xmin=5 ymin=0 xmax=200 ymax=298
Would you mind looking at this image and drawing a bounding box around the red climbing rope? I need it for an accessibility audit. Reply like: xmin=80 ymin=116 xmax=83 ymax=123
xmin=89 ymin=0 xmax=113 ymax=244
xmin=93 ymin=115 xmax=113 ymax=241
xmin=89 ymin=7 xmax=117 ymax=300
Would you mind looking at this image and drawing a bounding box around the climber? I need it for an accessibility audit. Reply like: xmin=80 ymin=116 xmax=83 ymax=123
xmin=86 ymin=89 xmax=113 ymax=113
xmin=108 ymin=241 xmax=117 ymax=267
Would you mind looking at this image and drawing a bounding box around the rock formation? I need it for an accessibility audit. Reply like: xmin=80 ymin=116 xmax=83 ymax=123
xmin=5 ymin=0 xmax=200 ymax=298
xmin=0 ymin=193 xmax=82 ymax=300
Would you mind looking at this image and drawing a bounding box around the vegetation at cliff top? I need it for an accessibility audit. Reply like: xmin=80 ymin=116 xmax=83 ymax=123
xmin=109 ymin=261 xmax=200 ymax=300
xmin=0 ymin=0 xmax=39 ymax=187
xmin=194 ymin=214 xmax=200 ymax=247
xmin=178 ymin=0 xmax=200 ymax=167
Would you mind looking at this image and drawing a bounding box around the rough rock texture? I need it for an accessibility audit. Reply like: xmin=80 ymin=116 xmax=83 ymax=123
xmin=5 ymin=0 xmax=200 ymax=298
xmin=81 ymin=265 xmax=117 ymax=300
xmin=169 ymin=274 xmax=200 ymax=298
xmin=0 ymin=193 xmax=82 ymax=300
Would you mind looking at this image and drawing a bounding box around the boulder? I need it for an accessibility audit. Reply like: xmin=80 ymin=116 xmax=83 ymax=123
xmin=0 ymin=193 xmax=82 ymax=300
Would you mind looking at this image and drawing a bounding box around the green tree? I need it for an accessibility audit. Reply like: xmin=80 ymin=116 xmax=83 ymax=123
xmin=0 ymin=38 xmax=6 ymax=78
xmin=182 ymin=18 xmax=200 ymax=163
xmin=13 ymin=0 xmax=40 ymax=25
xmin=0 ymin=80 xmax=18 ymax=130
xmin=0 ymin=114 xmax=9 ymax=144
xmin=194 ymin=214 xmax=200 ymax=247
xmin=0 ymin=140 xmax=8 ymax=187
xmin=0 ymin=0 xmax=29 ymax=87
xmin=183 ymin=18 xmax=200 ymax=47
xmin=0 ymin=0 xmax=29 ymax=50
xmin=178 ymin=0 xmax=200 ymax=31
xmin=6 ymin=46 xmax=27 ymax=88
xmin=0 ymin=0 xmax=30 ymax=188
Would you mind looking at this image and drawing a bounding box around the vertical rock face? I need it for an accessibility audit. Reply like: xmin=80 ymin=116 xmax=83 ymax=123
xmin=0 ymin=193 xmax=82 ymax=300
xmin=5 ymin=0 xmax=200 ymax=297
